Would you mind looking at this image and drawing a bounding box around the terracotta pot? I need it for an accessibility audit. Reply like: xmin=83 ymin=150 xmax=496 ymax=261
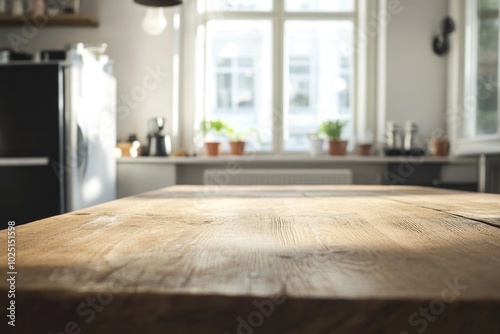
xmin=429 ymin=139 xmax=449 ymax=157
xmin=328 ymin=140 xmax=348 ymax=156
xmin=357 ymin=144 xmax=372 ymax=156
xmin=229 ymin=141 xmax=245 ymax=155
xmin=205 ymin=142 xmax=220 ymax=156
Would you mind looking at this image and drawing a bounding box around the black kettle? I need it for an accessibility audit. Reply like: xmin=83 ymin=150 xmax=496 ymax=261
xmin=147 ymin=117 xmax=171 ymax=157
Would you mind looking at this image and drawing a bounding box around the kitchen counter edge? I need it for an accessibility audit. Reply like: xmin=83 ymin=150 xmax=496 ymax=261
xmin=117 ymin=156 xmax=477 ymax=165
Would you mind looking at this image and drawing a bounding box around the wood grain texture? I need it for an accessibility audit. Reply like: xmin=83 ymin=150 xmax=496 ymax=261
xmin=379 ymin=186 xmax=500 ymax=228
xmin=1 ymin=185 xmax=499 ymax=334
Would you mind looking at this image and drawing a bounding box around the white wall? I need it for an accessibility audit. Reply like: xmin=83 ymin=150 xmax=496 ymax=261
xmin=0 ymin=0 xmax=177 ymax=145
xmin=385 ymin=0 xmax=449 ymax=141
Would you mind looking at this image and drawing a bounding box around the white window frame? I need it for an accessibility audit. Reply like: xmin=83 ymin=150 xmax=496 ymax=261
xmin=180 ymin=0 xmax=381 ymax=155
xmin=449 ymin=0 xmax=500 ymax=156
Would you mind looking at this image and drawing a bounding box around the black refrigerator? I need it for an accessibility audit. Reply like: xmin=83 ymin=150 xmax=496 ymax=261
xmin=0 ymin=54 xmax=116 ymax=228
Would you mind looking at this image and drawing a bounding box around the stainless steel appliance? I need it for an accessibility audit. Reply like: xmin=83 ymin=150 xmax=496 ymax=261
xmin=147 ymin=117 xmax=171 ymax=156
xmin=0 ymin=48 xmax=117 ymax=228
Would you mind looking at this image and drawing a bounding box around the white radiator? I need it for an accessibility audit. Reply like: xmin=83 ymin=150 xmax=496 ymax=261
xmin=204 ymin=169 xmax=353 ymax=186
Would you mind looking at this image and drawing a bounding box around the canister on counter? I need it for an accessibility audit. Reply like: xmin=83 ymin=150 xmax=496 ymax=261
xmin=0 ymin=0 xmax=7 ymax=14
xmin=11 ymin=0 xmax=24 ymax=15
xmin=31 ymin=0 xmax=45 ymax=16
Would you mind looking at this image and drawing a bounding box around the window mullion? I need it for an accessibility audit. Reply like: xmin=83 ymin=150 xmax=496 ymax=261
xmin=280 ymin=12 xmax=356 ymax=20
xmin=232 ymin=61 xmax=237 ymax=112
xmin=469 ymin=0 xmax=478 ymax=138
xmin=205 ymin=12 xmax=273 ymax=20
xmin=355 ymin=0 xmax=378 ymax=150
xmin=498 ymin=3 xmax=500 ymax=136
xmin=274 ymin=0 xmax=285 ymax=153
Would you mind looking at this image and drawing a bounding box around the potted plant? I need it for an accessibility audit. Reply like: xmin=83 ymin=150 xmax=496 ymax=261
xmin=320 ymin=120 xmax=348 ymax=156
xmin=227 ymin=128 xmax=246 ymax=156
xmin=357 ymin=132 xmax=374 ymax=156
xmin=308 ymin=132 xmax=324 ymax=156
xmin=226 ymin=126 xmax=259 ymax=156
xmin=201 ymin=120 xmax=228 ymax=156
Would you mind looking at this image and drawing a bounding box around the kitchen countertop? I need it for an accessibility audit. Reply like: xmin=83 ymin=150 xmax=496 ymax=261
xmin=117 ymin=155 xmax=477 ymax=165
xmin=1 ymin=185 xmax=498 ymax=333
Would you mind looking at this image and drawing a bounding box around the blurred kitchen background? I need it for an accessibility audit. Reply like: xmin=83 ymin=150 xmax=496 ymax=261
xmin=0 ymin=0 xmax=499 ymax=227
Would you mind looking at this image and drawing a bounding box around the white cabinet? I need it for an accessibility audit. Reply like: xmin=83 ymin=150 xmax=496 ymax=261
xmin=117 ymin=162 xmax=176 ymax=198
xmin=117 ymin=156 xmax=478 ymax=194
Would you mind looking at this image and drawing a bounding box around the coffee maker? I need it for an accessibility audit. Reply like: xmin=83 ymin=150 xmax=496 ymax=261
xmin=147 ymin=117 xmax=171 ymax=157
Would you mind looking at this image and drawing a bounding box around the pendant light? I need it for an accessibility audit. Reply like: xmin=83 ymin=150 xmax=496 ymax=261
xmin=133 ymin=0 xmax=182 ymax=35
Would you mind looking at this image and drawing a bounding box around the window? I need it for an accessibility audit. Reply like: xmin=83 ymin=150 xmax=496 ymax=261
xmin=284 ymin=20 xmax=353 ymax=151
xmin=475 ymin=0 xmax=499 ymax=136
xmin=461 ymin=0 xmax=500 ymax=140
xmin=451 ymin=0 xmax=500 ymax=154
xmin=205 ymin=19 xmax=273 ymax=150
xmin=186 ymin=0 xmax=374 ymax=153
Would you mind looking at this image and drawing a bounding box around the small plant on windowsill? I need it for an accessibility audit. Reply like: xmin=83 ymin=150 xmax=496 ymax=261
xmin=226 ymin=126 xmax=260 ymax=156
xmin=357 ymin=131 xmax=374 ymax=156
xmin=320 ymin=120 xmax=348 ymax=156
xmin=201 ymin=120 xmax=229 ymax=156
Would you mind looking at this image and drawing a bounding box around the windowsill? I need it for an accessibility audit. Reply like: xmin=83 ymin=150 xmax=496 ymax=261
xmin=117 ymin=155 xmax=477 ymax=165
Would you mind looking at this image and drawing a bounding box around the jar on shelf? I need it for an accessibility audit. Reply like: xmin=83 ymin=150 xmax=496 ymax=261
xmin=45 ymin=0 xmax=59 ymax=16
xmin=0 ymin=0 xmax=7 ymax=15
xmin=12 ymin=0 xmax=24 ymax=15
xmin=31 ymin=0 xmax=44 ymax=16
xmin=24 ymin=0 xmax=31 ymax=13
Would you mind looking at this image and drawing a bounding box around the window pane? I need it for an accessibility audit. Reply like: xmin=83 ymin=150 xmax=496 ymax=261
xmin=476 ymin=0 xmax=499 ymax=136
xmin=284 ymin=20 xmax=354 ymax=152
xmin=216 ymin=73 xmax=232 ymax=108
xmin=480 ymin=0 xmax=498 ymax=11
xmin=286 ymin=0 xmax=354 ymax=12
xmin=206 ymin=0 xmax=272 ymax=12
xmin=206 ymin=20 xmax=273 ymax=151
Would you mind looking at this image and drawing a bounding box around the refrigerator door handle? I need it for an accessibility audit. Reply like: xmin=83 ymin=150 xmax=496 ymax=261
xmin=77 ymin=124 xmax=89 ymax=179
xmin=0 ymin=157 xmax=50 ymax=167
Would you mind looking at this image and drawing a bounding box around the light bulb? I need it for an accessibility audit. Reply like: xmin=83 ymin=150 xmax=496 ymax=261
xmin=142 ymin=8 xmax=167 ymax=35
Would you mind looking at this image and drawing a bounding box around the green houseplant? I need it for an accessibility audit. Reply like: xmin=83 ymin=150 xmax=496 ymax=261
xmin=320 ymin=120 xmax=348 ymax=156
xmin=226 ymin=126 xmax=245 ymax=156
xmin=201 ymin=120 xmax=229 ymax=156
xmin=225 ymin=126 xmax=260 ymax=156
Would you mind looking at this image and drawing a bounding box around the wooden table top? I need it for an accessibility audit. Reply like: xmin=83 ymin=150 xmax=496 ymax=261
xmin=1 ymin=185 xmax=499 ymax=334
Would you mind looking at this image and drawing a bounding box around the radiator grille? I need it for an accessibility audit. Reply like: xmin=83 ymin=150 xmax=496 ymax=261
xmin=204 ymin=169 xmax=353 ymax=186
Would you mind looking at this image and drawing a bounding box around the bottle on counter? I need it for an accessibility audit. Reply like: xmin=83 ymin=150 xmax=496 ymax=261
xmin=384 ymin=122 xmax=402 ymax=156
xmin=403 ymin=121 xmax=426 ymax=156
xmin=24 ymin=0 xmax=31 ymax=13
xmin=403 ymin=121 xmax=418 ymax=152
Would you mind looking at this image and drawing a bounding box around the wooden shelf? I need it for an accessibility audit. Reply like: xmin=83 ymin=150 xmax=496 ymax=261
xmin=0 ymin=14 xmax=98 ymax=27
